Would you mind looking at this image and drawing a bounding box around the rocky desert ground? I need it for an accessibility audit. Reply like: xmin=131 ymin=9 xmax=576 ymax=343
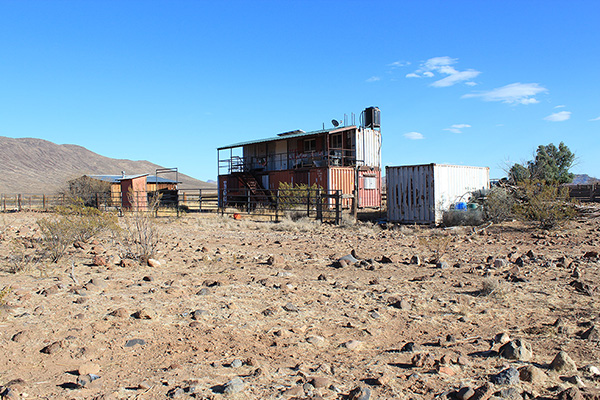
xmin=1 ymin=209 xmax=600 ymax=400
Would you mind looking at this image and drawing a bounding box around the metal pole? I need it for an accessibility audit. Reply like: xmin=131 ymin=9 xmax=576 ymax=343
xmin=335 ymin=190 xmax=341 ymax=225
xmin=316 ymin=188 xmax=322 ymax=222
xmin=275 ymin=190 xmax=280 ymax=222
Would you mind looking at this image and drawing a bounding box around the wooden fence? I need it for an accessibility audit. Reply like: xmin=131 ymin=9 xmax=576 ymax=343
xmin=568 ymin=184 xmax=600 ymax=203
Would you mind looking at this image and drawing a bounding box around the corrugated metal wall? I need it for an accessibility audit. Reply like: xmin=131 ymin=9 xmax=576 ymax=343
xmin=355 ymin=128 xmax=381 ymax=168
xmin=329 ymin=167 xmax=354 ymax=208
xmin=358 ymin=169 xmax=382 ymax=208
xmin=386 ymin=165 xmax=436 ymax=224
xmin=387 ymin=164 xmax=489 ymax=224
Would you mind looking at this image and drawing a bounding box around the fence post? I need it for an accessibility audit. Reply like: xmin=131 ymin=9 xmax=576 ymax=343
xmin=17 ymin=194 xmax=21 ymax=211
xmin=198 ymin=190 xmax=202 ymax=212
xmin=275 ymin=190 xmax=280 ymax=222
xmin=335 ymin=190 xmax=341 ymax=225
xmin=316 ymin=189 xmax=322 ymax=222
xmin=307 ymin=190 xmax=311 ymax=218
xmin=43 ymin=194 xmax=46 ymax=211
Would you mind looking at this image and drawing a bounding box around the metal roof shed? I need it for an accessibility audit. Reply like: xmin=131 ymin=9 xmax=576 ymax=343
xmin=386 ymin=164 xmax=490 ymax=224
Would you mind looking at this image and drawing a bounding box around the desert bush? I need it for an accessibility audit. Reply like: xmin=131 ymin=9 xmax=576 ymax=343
xmin=0 ymin=285 xmax=11 ymax=306
xmin=37 ymin=199 xmax=119 ymax=263
xmin=484 ymin=187 xmax=515 ymax=222
xmin=418 ymin=232 xmax=453 ymax=263
xmin=514 ymin=180 xmax=577 ymax=229
xmin=37 ymin=217 xmax=76 ymax=263
xmin=480 ymin=277 xmax=505 ymax=298
xmin=6 ymin=238 xmax=41 ymax=273
xmin=56 ymin=199 xmax=119 ymax=242
xmin=278 ymin=182 xmax=320 ymax=211
xmin=120 ymin=192 xmax=161 ymax=262
xmin=442 ymin=209 xmax=484 ymax=227
xmin=61 ymin=176 xmax=111 ymax=207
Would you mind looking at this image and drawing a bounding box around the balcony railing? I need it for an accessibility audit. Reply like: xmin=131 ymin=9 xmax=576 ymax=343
xmin=218 ymin=149 xmax=359 ymax=175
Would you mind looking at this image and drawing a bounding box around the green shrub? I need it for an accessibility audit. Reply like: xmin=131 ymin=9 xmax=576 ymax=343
xmin=277 ymin=182 xmax=320 ymax=211
xmin=37 ymin=199 xmax=119 ymax=263
xmin=484 ymin=187 xmax=515 ymax=223
xmin=514 ymin=180 xmax=577 ymax=229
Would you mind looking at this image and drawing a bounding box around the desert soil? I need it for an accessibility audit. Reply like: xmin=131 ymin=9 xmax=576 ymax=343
xmin=1 ymin=210 xmax=600 ymax=400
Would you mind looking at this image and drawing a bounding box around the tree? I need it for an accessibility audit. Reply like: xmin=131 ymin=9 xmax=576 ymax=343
xmin=528 ymin=142 xmax=575 ymax=184
xmin=509 ymin=142 xmax=575 ymax=184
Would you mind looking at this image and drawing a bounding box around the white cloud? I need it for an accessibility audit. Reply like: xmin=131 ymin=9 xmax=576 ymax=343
xmin=462 ymin=82 xmax=547 ymax=105
xmin=544 ymin=111 xmax=571 ymax=122
xmin=554 ymin=105 xmax=566 ymax=108
xmin=444 ymin=124 xmax=471 ymax=133
xmin=406 ymin=56 xmax=480 ymax=87
xmin=366 ymin=76 xmax=381 ymax=83
xmin=589 ymin=116 xmax=600 ymax=121
xmin=432 ymin=69 xmax=481 ymax=88
xmin=388 ymin=60 xmax=410 ymax=68
xmin=404 ymin=131 xmax=424 ymax=140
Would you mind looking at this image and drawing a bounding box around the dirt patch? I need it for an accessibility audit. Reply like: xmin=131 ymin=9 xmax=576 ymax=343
xmin=1 ymin=211 xmax=600 ymax=399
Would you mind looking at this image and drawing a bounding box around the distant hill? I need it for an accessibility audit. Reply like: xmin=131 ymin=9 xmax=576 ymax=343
xmin=0 ymin=136 xmax=215 ymax=194
xmin=572 ymin=174 xmax=599 ymax=185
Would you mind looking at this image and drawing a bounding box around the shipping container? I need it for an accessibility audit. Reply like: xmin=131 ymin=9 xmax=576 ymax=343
xmin=355 ymin=128 xmax=382 ymax=168
xmin=386 ymin=164 xmax=489 ymax=224
xmin=358 ymin=168 xmax=381 ymax=208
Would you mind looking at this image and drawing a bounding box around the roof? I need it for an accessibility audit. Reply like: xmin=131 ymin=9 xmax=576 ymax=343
xmin=86 ymin=175 xmax=179 ymax=184
xmin=217 ymin=126 xmax=358 ymax=150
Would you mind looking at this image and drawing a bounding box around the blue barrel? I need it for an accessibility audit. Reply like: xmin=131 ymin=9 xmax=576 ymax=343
xmin=455 ymin=202 xmax=467 ymax=210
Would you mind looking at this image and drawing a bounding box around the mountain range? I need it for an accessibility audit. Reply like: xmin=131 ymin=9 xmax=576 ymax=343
xmin=0 ymin=136 xmax=214 ymax=194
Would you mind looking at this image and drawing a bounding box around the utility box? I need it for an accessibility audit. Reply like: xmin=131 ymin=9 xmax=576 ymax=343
xmin=386 ymin=163 xmax=490 ymax=224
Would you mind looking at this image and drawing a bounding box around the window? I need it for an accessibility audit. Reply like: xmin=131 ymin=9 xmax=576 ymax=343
xmin=304 ymin=139 xmax=316 ymax=152
xmin=331 ymin=134 xmax=342 ymax=149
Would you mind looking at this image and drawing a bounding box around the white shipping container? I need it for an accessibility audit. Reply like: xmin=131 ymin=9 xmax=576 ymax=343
xmin=386 ymin=164 xmax=490 ymax=224
xmin=355 ymin=128 xmax=381 ymax=168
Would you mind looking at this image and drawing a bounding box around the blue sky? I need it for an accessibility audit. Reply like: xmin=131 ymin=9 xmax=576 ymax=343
xmin=1 ymin=0 xmax=599 ymax=182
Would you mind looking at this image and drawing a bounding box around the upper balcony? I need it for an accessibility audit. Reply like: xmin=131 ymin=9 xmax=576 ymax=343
xmin=218 ymin=148 xmax=358 ymax=175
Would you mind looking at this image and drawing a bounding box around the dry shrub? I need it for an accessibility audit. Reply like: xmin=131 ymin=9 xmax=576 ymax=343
xmin=37 ymin=200 xmax=119 ymax=263
xmin=484 ymin=187 xmax=515 ymax=222
xmin=514 ymin=180 xmax=577 ymax=229
xmin=442 ymin=209 xmax=484 ymax=227
xmin=120 ymin=193 xmax=161 ymax=262
xmin=480 ymin=277 xmax=506 ymax=298
xmin=419 ymin=232 xmax=453 ymax=263
xmin=6 ymin=238 xmax=42 ymax=274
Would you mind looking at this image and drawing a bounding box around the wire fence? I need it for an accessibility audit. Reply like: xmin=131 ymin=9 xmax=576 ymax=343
xmin=0 ymin=188 xmax=344 ymax=223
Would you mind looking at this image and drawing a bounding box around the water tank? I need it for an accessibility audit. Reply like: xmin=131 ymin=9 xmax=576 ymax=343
xmin=364 ymin=106 xmax=380 ymax=129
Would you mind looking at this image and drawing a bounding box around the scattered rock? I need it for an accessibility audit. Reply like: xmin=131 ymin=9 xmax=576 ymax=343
xmin=342 ymin=340 xmax=362 ymax=351
xmin=491 ymin=367 xmax=519 ymax=385
xmin=191 ymin=309 xmax=209 ymax=319
xmin=412 ymin=352 xmax=435 ymax=368
xmin=401 ymin=342 xmax=421 ymax=352
xmin=40 ymin=340 xmax=63 ymax=354
xmin=494 ymin=259 xmax=508 ymax=268
xmin=349 ymin=385 xmax=371 ymax=400
xmin=125 ymin=338 xmax=146 ymax=347
xmin=558 ymin=387 xmax=584 ymax=400
xmin=550 ymin=351 xmax=578 ymax=373
xmin=306 ymin=336 xmax=326 ymax=347
xmin=230 ymin=359 xmax=243 ymax=368
xmin=310 ymin=377 xmax=331 ymax=388
xmin=78 ymin=362 xmax=100 ymax=376
xmin=283 ymin=302 xmax=299 ymax=312
xmin=496 ymin=387 xmax=522 ymax=400
xmin=120 ymin=259 xmax=137 ymax=268
xmin=494 ymin=332 xmax=511 ymax=345
xmin=223 ymin=377 xmax=244 ymax=395
xmin=92 ymin=255 xmax=108 ymax=266
xmin=147 ymin=258 xmax=161 ymax=267
xmin=132 ymin=308 xmax=156 ymax=319
xmin=437 ymin=261 xmax=450 ymax=269
xmin=499 ymin=339 xmax=533 ymax=361
xmin=457 ymin=387 xmax=475 ymax=400
xmin=581 ymin=325 xmax=600 ymax=341
xmin=519 ymin=365 xmax=545 ymax=384
xmin=410 ymin=255 xmax=421 ymax=265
